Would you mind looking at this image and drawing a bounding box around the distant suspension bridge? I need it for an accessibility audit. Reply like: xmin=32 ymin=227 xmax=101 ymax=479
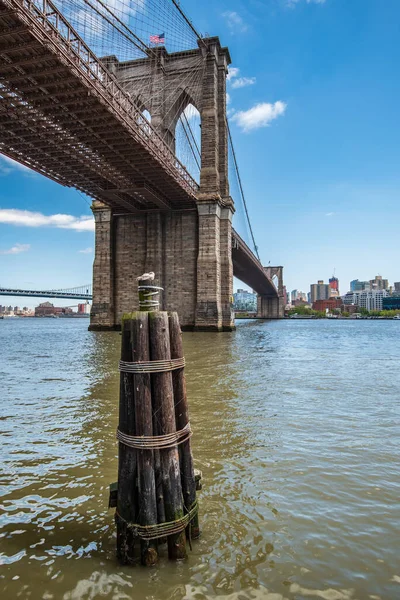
xmin=0 ymin=285 xmax=92 ymax=301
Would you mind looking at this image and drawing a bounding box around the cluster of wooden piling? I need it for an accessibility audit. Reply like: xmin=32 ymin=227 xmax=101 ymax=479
xmin=115 ymin=280 xmax=199 ymax=566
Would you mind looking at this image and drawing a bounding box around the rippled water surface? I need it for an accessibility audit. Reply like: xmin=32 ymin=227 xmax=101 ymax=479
xmin=1 ymin=318 xmax=399 ymax=600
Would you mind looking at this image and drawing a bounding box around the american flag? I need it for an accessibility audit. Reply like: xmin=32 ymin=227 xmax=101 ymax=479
xmin=150 ymin=32 xmax=165 ymax=44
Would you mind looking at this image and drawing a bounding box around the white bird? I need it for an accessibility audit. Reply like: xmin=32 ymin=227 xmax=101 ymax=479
xmin=137 ymin=272 xmax=155 ymax=281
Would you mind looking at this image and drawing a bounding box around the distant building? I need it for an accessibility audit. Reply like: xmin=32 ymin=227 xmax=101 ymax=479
xmin=78 ymin=303 xmax=91 ymax=314
xmin=290 ymin=290 xmax=307 ymax=303
xmin=342 ymin=290 xmax=389 ymax=311
xmin=369 ymin=275 xmax=389 ymax=291
xmin=329 ymin=275 xmax=340 ymax=297
xmin=282 ymin=286 xmax=288 ymax=306
xmin=313 ymin=299 xmax=342 ymax=312
xmin=233 ymin=289 xmax=257 ymax=312
xmin=350 ymin=279 xmax=370 ymax=292
xmin=394 ymin=282 xmax=400 ymax=293
xmin=292 ymin=299 xmax=310 ymax=307
xmin=382 ymin=296 xmax=400 ymax=311
xmin=35 ymin=302 xmax=72 ymax=317
xmin=342 ymin=292 xmax=359 ymax=306
xmin=310 ymin=280 xmax=330 ymax=303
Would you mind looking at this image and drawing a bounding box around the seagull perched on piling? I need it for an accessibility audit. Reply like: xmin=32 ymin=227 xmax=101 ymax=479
xmin=137 ymin=272 xmax=155 ymax=281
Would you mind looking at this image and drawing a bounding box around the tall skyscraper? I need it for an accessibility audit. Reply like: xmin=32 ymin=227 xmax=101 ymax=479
xmin=310 ymin=280 xmax=331 ymax=303
xmin=350 ymin=279 xmax=371 ymax=292
xmin=370 ymin=275 xmax=389 ymax=291
xmin=329 ymin=275 xmax=339 ymax=297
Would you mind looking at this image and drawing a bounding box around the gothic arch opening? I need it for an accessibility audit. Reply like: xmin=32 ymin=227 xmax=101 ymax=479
xmin=175 ymin=103 xmax=201 ymax=183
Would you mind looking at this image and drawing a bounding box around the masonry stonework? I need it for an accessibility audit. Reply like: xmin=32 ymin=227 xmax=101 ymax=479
xmin=90 ymin=37 xmax=236 ymax=331
xmin=90 ymin=38 xmax=280 ymax=331
xmin=257 ymin=266 xmax=285 ymax=319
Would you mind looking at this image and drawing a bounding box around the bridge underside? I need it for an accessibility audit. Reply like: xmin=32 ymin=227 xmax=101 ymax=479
xmin=0 ymin=1 xmax=283 ymax=330
xmin=0 ymin=0 xmax=197 ymax=212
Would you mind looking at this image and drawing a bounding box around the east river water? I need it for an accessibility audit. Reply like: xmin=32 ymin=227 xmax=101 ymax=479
xmin=0 ymin=318 xmax=399 ymax=600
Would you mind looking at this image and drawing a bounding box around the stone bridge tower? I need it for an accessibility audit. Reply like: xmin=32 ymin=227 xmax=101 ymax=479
xmin=90 ymin=37 xmax=234 ymax=331
xmin=257 ymin=266 xmax=285 ymax=318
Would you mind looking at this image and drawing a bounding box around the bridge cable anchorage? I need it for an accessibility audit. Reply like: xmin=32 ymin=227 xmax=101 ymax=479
xmin=227 ymin=120 xmax=261 ymax=262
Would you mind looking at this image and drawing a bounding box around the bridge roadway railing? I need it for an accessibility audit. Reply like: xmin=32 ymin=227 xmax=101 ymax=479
xmin=3 ymin=0 xmax=199 ymax=198
xmin=0 ymin=288 xmax=92 ymax=300
xmin=231 ymin=229 xmax=278 ymax=297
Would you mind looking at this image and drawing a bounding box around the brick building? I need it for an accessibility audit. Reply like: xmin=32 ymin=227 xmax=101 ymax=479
xmin=35 ymin=302 xmax=72 ymax=317
xmin=312 ymin=299 xmax=342 ymax=312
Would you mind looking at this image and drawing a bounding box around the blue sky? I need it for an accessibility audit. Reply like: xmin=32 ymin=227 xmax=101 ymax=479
xmin=1 ymin=0 xmax=400 ymax=307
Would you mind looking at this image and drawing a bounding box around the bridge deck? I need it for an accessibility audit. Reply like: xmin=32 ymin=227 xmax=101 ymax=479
xmin=232 ymin=230 xmax=278 ymax=296
xmin=0 ymin=0 xmax=198 ymax=212
xmin=0 ymin=1 xmax=279 ymax=302
xmin=0 ymin=288 xmax=92 ymax=300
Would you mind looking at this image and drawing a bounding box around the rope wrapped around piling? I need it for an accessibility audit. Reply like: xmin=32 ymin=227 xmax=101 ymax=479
xmin=138 ymin=285 xmax=164 ymax=310
xmin=115 ymin=501 xmax=198 ymax=541
xmin=119 ymin=357 xmax=185 ymax=373
xmin=117 ymin=422 xmax=192 ymax=449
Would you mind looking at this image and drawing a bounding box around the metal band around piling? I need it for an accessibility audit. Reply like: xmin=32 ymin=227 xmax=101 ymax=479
xmin=119 ymin=356 xmax=185 ymax=373
xmin=115 ymin=501 xmax=199 ymax=541
xmin=138 ymin=285 xmax=164 ymax=310
xmin=117 ymin=422 xmax=192 ymax=450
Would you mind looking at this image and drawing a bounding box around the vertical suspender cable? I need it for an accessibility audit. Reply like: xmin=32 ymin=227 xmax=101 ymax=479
xmin=227 ymin=120 xmax=261 ymax=262
xmin=180 ymin=117 xmax=201 ymax=171
xmin=182 ymin=111 xmax=201 ymax=159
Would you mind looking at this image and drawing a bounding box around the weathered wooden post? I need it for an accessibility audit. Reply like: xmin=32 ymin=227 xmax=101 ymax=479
xmin=149 ymin=311 xmax=187 ymax=560
xmin=169 ymin=312 xmax=200 ymax=540
xmin=114 ymin=275 xmax=199 ymax=565
xmin=131 ymin=313 xmax=158 ymax=566
xmin=115 ymin=318 xmax=137 ymax=565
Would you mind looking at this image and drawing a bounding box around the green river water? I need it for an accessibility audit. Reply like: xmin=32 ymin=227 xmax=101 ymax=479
xmin=1 ymin=318 xmax=399 ymax=600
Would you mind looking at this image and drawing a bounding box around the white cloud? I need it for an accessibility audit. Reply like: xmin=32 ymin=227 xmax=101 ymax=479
xmin=79 ymin=247 xmax=93 ymax=254
xmin=182 ymin=104 xmax=199 ymax=120
xmin=0 ymin=155 xmax=34 ymax=176
xmin=0 ymin=243 xmax=30 ymax=255
xmin=232 ymin=101 xmax=287 ymax=132
xmin=0 ymin=209 xmax=95 ymax=232
xmin=326 ymin=212 xmax=335 ymax=217
xmin=227 ymin=67 xmax=240 ymax=81
xmin=226 ymin=92 xmax=231 ymax=105
xmin=231 ymin=77 xmax=256 ymax=89
xmin=222 ymin=11 xmax=248 ymax=33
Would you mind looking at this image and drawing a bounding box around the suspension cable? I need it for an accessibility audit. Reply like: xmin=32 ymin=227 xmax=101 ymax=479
xmin=227 ymin=120 xmax=261 ymax=262
xmin=182 ymin=110 xmax=201 ymax=159
xmin=180 ymin=116 xmax=200 ymax=171
xmin=170 ymin=0 xmax=203 ymax=42
xmin=87 ymin=0 xmax=149 ymax=55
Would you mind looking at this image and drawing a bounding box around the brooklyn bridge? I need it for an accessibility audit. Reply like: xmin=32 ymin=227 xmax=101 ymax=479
xmin=0 ymin=0 xmax=284 ymax=330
